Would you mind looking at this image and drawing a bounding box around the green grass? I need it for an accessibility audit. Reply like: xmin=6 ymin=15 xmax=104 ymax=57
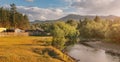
xmin=0 ymin=36 xmax=75 ymax=62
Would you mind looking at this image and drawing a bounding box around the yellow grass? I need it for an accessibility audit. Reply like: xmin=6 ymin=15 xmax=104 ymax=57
xmin=0 ymin=36 xmax=75 ymax=62
xmin=0 ymin=36 xmax=52 ymax=45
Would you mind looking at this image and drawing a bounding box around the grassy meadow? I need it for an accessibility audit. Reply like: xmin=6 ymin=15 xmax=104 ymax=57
xmin=0 ymin=36 xmax=75 ymax=62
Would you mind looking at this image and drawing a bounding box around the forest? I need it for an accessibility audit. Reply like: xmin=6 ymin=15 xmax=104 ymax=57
xmin=0 ymin=4 xmax=30 ymax=29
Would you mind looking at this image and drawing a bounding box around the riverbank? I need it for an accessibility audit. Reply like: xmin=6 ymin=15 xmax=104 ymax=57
xmin=81 ymin=41 xmax=120 ymax=56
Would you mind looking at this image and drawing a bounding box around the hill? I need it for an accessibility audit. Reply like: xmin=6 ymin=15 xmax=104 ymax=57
xmin=0 ymin=36 xmax=75 ymax=62
xmin=32 ymin=14 xmax=119 ymax=23
xmin=57 ymin=14 xmax=119 ymax=21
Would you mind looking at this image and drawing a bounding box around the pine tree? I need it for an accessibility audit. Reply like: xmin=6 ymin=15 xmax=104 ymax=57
xmin=0 ymin=4 xmax=30 ymax=29
xmin=94 ymin=16 xmax=101 ymax=22
xmin=10 ymin=3 xmax=17 ymax=28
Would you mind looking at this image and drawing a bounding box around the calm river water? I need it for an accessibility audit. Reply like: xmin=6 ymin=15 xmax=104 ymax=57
xmin=67 ymin=44 xmax=120 ymax=62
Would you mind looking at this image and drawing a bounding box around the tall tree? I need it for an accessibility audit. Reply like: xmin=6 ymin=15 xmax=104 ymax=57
xmin=94 ymin=16 xmax=101 ymax=22
xmin=66 ymin=19 xmax=78 ymax=28
xmin=10 ymin=3 xmax=17 ymax=28
xmin=0 ymin=4 xmax=30 ymax=29
xmin=23 ymin=15 xmax=30 ymax=29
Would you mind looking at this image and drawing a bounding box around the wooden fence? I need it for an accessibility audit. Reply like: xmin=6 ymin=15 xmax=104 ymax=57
xmin=0 ymin=32 xmax=29 ymax=37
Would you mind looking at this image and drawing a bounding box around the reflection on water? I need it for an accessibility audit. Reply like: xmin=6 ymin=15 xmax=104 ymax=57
xmin=67 ymin=44 xmax=120 ymax=62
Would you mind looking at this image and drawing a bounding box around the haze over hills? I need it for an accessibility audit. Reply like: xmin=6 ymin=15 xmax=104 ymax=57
xmin=57 ymin=14 xmax=119 ymax=21
xmin=32 ymin=14 xmax=119 ymax=23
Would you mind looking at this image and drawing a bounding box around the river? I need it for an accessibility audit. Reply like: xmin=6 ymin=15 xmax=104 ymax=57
xmin=67 ymin=44 xmax=120 ymax=62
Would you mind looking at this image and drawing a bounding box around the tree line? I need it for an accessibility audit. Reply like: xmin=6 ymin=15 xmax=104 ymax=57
xmin=31 ymin=16 xmax=120 ymax=50
xmin=0 ymin=4 xmax=30 ymax=29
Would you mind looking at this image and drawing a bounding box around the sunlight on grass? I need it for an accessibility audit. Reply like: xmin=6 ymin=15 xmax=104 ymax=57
xmin=0 ymin=36 xmax=52 ymax=45
xmin=0 ymin=36 xmax=74 ymax=62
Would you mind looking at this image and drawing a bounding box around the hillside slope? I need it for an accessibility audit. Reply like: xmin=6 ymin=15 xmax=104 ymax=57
xmin=0 ymin=37 xmax=75 ymax=62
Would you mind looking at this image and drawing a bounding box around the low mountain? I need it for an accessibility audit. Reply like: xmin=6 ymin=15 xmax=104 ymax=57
xmin=31 ymin=14 xmax=119 ymax=23
xmin=57 ymin=14 xmax=119 ymax=21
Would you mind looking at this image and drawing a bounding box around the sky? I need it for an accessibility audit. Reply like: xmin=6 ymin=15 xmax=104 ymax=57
xmin=0 ymin=0 xmax=120 ymax=21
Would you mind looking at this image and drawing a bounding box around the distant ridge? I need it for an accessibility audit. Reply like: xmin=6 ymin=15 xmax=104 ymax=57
xmin=57 ymin=14 xmax=119 ymax=21
xmin=32 ymin=14 xmax=120 ymax=23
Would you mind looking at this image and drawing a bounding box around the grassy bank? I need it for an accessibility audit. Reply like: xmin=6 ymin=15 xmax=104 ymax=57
xmin=0 ymin=36 xmax=75 ymax=62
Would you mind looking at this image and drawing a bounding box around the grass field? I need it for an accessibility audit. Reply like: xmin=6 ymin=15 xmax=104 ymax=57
xmin=0 ymin=36 xmax=75 ymax=62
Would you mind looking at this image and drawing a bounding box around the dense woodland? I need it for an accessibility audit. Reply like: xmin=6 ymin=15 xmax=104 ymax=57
xmin=0 ymin=4 xmax=30 ymax=29
xmin=31 ymin=16 xmax=120 ymax=50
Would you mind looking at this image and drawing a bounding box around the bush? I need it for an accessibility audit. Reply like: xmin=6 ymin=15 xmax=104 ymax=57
xmin=105 ymin=25 xmax=120 ymax=43
xmin=51 ymin=21 xmax=79 ymax=50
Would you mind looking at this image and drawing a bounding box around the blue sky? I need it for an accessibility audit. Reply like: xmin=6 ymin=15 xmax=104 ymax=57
xmin=0 ymin=0 xmax=71 ymax=21
xmin=0 ymin=0 xmax=120 ymax=21
xmin=0 ymin=0 xmax=67 ymax=8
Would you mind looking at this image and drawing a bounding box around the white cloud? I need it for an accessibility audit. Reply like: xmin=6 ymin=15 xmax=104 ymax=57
xmin=17 ymin=6 xmax=64 ymax=21
xmin=3 ymin=0 xmax=120 ymax=21
xmin=65 ymin=0 xmax=120 ymax=16
xmin=25 ymin=0 xmax=34 ymax=2
xmin=64 ymin=0 xmax=81 ymax=2
xmin=71 ymin=0 xmax=114 ymax=9
xmin=40 ymin=16 xmax=47 ymax=20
